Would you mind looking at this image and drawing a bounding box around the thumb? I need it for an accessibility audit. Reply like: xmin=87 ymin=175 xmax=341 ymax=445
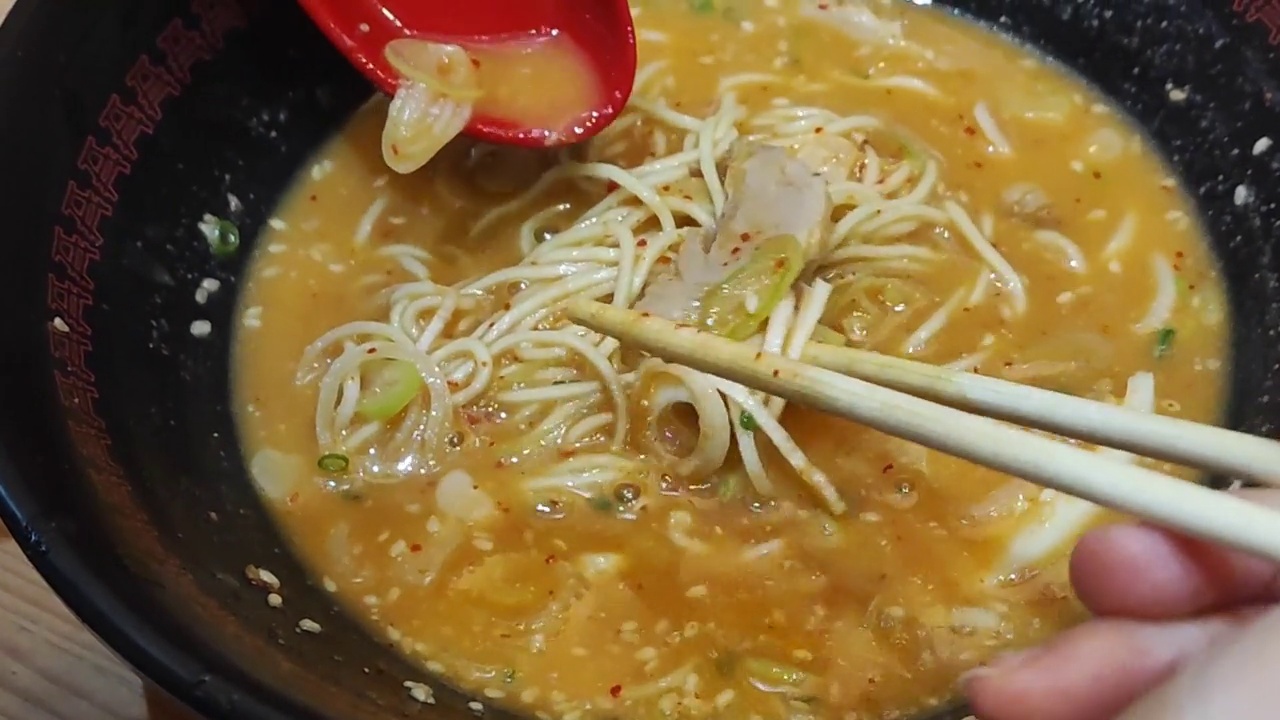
xmin=1119 ymin=604 xmax=1280 ymax=719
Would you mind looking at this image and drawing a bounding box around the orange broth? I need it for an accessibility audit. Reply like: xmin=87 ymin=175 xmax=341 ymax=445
xmin=469 ymin=34 xmax=603 ymax=135
xmin=234 ymin=1 xmax=1229 ymax=718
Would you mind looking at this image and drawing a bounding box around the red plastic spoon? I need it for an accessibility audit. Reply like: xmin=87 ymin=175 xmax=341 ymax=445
xmin=297 ymin=0 xmax=638 ymax=148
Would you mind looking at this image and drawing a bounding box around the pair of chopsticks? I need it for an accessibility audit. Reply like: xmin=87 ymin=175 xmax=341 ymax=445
xmin=566 ymin=299 xmax=1280 ymax=563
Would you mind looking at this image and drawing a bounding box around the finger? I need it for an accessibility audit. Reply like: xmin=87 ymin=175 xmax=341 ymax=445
xmin=1070 ymin=489 xmax=1280 ymax=619
xmin=1117 ymin=604 xmax=1280 ymax=720
xmin=964 ymin=614 xmax=1243 ymax=720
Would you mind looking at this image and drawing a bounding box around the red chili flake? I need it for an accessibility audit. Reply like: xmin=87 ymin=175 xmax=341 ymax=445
xmin=731 ymin=246 xmax=742 ymax=256
xmin=287 ymin=492 xmax=300 ymax=505
xmin=636 ymin=238 xmax=648 ymax=247
xmin=606 ymin=181 xmax=620 ymax=192
xmin=610 ymin=685 xmax=623 ymax=698
xmin=495 ymin=459 xmax=506 ymax=468
xmin=390 ymin=143 xmax=401 ymax=156
xmin=470 ymin=58 xmax=481 ymax=68
xmin=366 ymin=347 xmax=377 ymax=355
xmin=818 ymin=2 xmax=830 ymax=8
xmin=545 ymin=554 xmax=558 ymax=564
xmin=972 ymin=161 xmax=985 ymax=169
xmin=739 ymin=232 xmax=751 ymax=241
xmin=1092 ymin=170 xmax=1103 ymax=179
xmin=308 ymin=194 xmax=318 ymax=202
xmin=771 ymin=369 xmax=781 ymax=377
xmin=660 ymin=185 xmax=671 ymax=192
xmin=1175 ymin=250 xmax=1185 ymax=259
xmin=773 ymin=259 xmax=786 ymax=270
xmin=882 ymin=463 xmax=895 ymax=473
xmin=754 ymin=352 xmax=764 ymax=360
xmin=815 ymin=126 xmax=825 ymax=134
xmin=410 ymin=543 xmax=423 ymax=553
xmin=963 ymin=126 xmax=977 ymax=137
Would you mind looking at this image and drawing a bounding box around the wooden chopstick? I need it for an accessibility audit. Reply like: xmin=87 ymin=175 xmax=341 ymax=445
xmin=566 ymin=299 xmax=1280 ymax=564
xmin=798 ymin=342 xmax=1280 ymax=488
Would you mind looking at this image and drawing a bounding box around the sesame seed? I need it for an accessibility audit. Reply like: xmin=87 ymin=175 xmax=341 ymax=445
xmin=241 ymin=306 xmax=263 ymax=329
xmin=634 ymin=646 xmax=658 ymax=662
xmin=322 ymin=576 xmax=337 ymax=593
xmin=190 ymin=320 xmax=212 ymax=338
xmin=404 ymin=681 xmax=435 ymax=704
xmin=714 ymin=689 xmax=736 ymax=709
xmin=244 ymin=565 xmax=281 ymax=591
xmin=1167 ymin=86 xmax=1189 ymax=102
xmin=467 ymin=700 xmax=485 ymax=714
xmin=266 ymin=593 xmax=283 ymax=608
xmin=1234 ymin=184 xmax=1254 ymax=206
xmin=482 ymin=688 xmax=505 ymax=699
xmin=52 ymin=317 xmax=69 ymax=333
xmin=1254 ymin=137 xmax=1273 ymax=155
xmin=685 ymin=585 xmax=709 ymax=599
xmin=426 ymin=660 xmax=447 ymax=674
xmin=297 ymin=618 xmax=322 ymax=634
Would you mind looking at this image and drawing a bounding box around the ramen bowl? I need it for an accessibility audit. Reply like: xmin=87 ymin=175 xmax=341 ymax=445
xmin=0 ymin=1 xmax=1278 ymax=719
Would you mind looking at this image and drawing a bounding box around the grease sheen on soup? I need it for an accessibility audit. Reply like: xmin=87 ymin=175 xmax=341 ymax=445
xmin=234 ymin=1 xmax=1228 ymax=718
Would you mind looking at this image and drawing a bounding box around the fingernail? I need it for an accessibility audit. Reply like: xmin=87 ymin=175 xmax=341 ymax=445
xmin=957 ymin=665 xmax=994 ymax=690
xmin=989 ymin=646 xmax=1040 ymax=670
xmin=958 ymin=647 xmax=1041 ymax=690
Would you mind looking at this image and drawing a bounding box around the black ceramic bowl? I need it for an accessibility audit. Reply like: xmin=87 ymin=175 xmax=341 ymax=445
xmin=1 ymin=1 xmax=1279 ymax=719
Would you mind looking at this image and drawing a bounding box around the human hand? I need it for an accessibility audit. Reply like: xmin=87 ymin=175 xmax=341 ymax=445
xmin=964 ymin=489 xmax=1280 ymax=720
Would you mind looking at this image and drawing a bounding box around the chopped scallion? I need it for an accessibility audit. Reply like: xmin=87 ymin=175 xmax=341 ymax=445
xmin=698 ymin=234 xmax=805 ymax=340
xmin=588 ymin=495 xmax=615 ymax=513
xmin=1154 ymin=327 xmax=1176 ymax=358
xmin=688 ymin=0 xmax=715 ymax=12
xmin=739 ymin=411 xmax=759 ymax=432
xmin=208 ymin=218 xmax=240 ymax=258
xmin=741 ymin=657 xmax=810 ymax=690
xmin=717 ymin=474 xmax=741 ymax=501
xmin=318 ymin=453 xmax=350 ymax=474
xmin=811 ymin=325 xmax=847 ymax=347
xmin=357 ymin=359 xmax=423 ymax=421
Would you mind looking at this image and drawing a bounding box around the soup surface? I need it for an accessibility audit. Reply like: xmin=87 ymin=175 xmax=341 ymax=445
xmin=234 ymin=1 xmax=1229 ymax=718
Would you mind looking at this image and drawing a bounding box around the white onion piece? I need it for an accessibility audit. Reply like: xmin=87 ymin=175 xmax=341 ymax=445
xmin=384 ymin=39 xmax=481 ymax=100
xmin=435 ymin=468 xmax=495 ymax=523
xmin=249 ymin=449 xmax=304 ymax=500
xmin=950 ymin=606 xmax=1002 ymax=631
xmin=380 ymin=41 xmax=479 ymax=174
xmin=1084 ymin=127 xmax=1125 ymax=163
xmin=382 ymin=81 xmax=473 ymax=174
xmin=1133 ymin=253 xmax=1177 ymax=333
xmin=576 ymin=553 xmax=628 ymax=579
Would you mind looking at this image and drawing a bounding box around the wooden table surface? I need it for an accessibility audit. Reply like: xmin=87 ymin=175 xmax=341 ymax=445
xmin=0 ymin=4 xmax=188 ymax=720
